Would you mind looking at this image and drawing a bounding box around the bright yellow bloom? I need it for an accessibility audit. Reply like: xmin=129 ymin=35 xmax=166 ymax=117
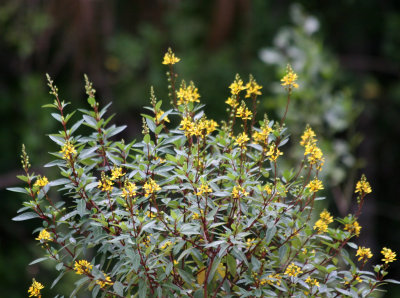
xmin=307 ymin=178 xmax=324 ymax=193
xmin=236 ymin=105 xmax=253 ymax=120
xmin=177 ymin=81 xmax=200 ymax=105
xmin=320 ymin=209 xmax=333 ymax=224
xmin=234 ymin=132 xmax=250 ymax=148
xmin=203 ymin=119 xmax=219 ymax=135
xmin=304 ymin=142 xmax=324 ymax=166
xmin=344 ymin=220 xmax=361 ymax=237
xmin=252 ymin=124 xmax=272 ymax=145
xmin=155 ymin=110 xmax=170 ymax=123
xmin=143 ymin=178 xmax=161 ymax=196
xmin=264 ymin=274 xmax=282 ymax=286
xmin=246 ymin=238 xmax=256 ymax=249
xmin=96 ymin=272 xmax=114 ymax=288
xmin=355 ymin=175 xmax=372 ymax=195
xmin=232 ymin=185 xmax=249 ymax=199
xmin=60 ymin=141 xmax=76 ymax=160
xmin=245 ymin=75 xmax=262 ymax=98
xmin=381 ymin=247 xmax=397 ymax=264
xmin=225 ymin=97 xmax=239 ymax=108
xmin=314 ymin=209 xmax=333 ymax=234
xmin=192 ymin=212 xmax=201 ymax=220
xmin=160 ymin=240 xmax=172 ymax=250
xmin=281 ymin=64 xmax=299 ymax=90
xmin=305 ymin=276 xmax=320 ymax=288
xmin=121 ymin=181 xmax=137 ymax=198
xmin=74 ymin=259 xmax=93 ymax=275
xmin=284 ymin=263 xmax=303 ymax=277
xmin=264 ymin=184 xmax=272 ymax=195
xmin=229 ymin=75 xmax=246 ymax=95
xmin=35 ymin=229 xmax=52 ymax=242
xmin=110 ymin=167 xmax=125 ymax=181
xmin=266 ymin=143 xmax=283 ymax=162
xmin=28 ymin=278 xmax=44 ymax=297
xmin=300 ymin=125 xmax=316 ymax=147
xmin=196 ymin=183 xmax=212 ymax=196
xmin=34 ymin=176 xmax=49 ymax=188
xmin=356 ymin=247 xmax=373 ymax=262
xmin=98 ymin=172 xmax=113 ymax=192
xmin=162 ymin=48 xmax=180 ymax=65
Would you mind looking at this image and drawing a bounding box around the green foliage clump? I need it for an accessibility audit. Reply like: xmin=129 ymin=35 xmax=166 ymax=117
xmin=12 ymin=49 xmax=398 ymax=297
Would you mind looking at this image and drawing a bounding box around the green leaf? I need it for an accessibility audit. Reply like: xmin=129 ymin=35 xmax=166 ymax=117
xmin=207 ymin=257 xmax=222 ymax=284
xmin=114 ymin=281 xmax=124 ymax=296
xmin=12 ymin=212 xmax=39 ymax=221
xmin=29 ymin=257 xmax=48 ymax=265
xmin=88 ymin=97 xmax=96 ymax=106
xmin=227 ymin=254 xmax=237 ymax=277
xmin=143 ymin=134 xmax=151 ymax=144
xmin=51 ymin=272 xmax=65 ymax=289
xmin=7 ymin=187 xmax=29 ymax=194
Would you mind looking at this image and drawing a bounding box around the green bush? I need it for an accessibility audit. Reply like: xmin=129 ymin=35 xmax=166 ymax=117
xmin=13 ymin=49 xmax=397 ymax=297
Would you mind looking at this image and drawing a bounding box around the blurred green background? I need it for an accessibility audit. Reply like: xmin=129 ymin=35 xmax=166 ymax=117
xmin=1 ymin=0 xmax=399 ymax=296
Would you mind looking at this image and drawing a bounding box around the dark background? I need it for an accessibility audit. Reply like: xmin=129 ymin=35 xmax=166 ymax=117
xmin=1 ymin=0 xmax=400 ymax=296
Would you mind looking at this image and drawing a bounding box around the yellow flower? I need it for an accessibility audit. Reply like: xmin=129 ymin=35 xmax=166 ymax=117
xmin=34 ymin=176 xmax=49 ymax=188
xmin=300 ymin=125 xmax=316 ymax=146
xmin=236 ymin=105 xmax=253 ymax=120
xmin=232 ymin=185 xmax=249 ymax=199
xmin=192 ymin=212 xmax=201 ymax=220
xmin=35 ymin=229 xmax=52 ymax=242
xmin=225 ymin=97 xmax=239 ymax=108
xmin=176 ymin=81 xmax=200 ymax=105
xmin=252 ymin=124 xmax=272 ymax=145
xmin=121 ymin=181 xmax=137 ymax=198
xmin=307 ymin=178 xmax=324 ymax=193
xmin=319 ymin=209 xmax=333 ymax=224
xmin=145 ymin=211 xmax=157 ymax=218
xmin=28 ymin=278 xmax=44 ymax=297
xmin=355 ymin=174 xmax=372 ymax=195
xmin=281 ymin=64 xmax=299 ymax=90
xmin=344 ymin=220 xmax=361 ymax=237
xmin=160 ymin=240 xmax=172 ymax=250
xmin=60 ymin=141 xmax=76 ymax=160
xmin=304 ymin=142 xmax=324 ymax=166
xmin=246 ymin=238 xmax=256 ymax=249
xmin=356 ymin=247 xmax=373 ymax=262
xmin=234 ymin=132 xmax=250 ymax=148
xmin=264 ymin=184 xmax=272 ymax=195
xmin=162 ymin=48 xmax=180 ymax=65
xmin=266 ymin=143 xmax=283 ymax=162
xmin=98 ymin=172 xmax=114 ymax=192
xmin=155 ymin=110 xmax=170 ymax=123
xmin=284 ymin=263 xmax=303 ymax=277
xmin=305 ymin=276 xmax=320 ymax=287
xmin=381 ymin=247 xmax=397 ymax=264
xmin=264 ymin=274 xmax=282 ymax=286
xmin=143 ymin=178 xmax=161 ymax=196
xmin=110 ymin=167 xmax=125 ymax=181
xmin=245 ymin=75 xmax=262 ymax=98
xmin=96 ymin=272 xmax=114 ymax=288
xmin=74 ymin=259 xmax=93 ymax=275
xmin=229 ymin=75 xmax=246 ymax=95
xmin=313 ymin=209 xmax=333 ymax=234
xmin=196 ymin=183 xmax=212 ymax=196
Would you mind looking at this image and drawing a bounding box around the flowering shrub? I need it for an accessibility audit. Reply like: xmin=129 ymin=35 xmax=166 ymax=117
xmin=13 ymin=49 xmax=398 ymax=297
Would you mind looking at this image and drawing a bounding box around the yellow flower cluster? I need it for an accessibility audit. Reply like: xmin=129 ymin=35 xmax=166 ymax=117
xmin=264 ymin=184 xmax=272 ymax=195
xmin=98 ymin=172 xmax=113 ymax=192
xmin=225 ymin=97 xmax=239 ymax=108
xmin=300 ymin=126 xmax=324 ymax=168
xmin=236 ymin=104 xmax=252 ymax=120
xmin=252 ymin=122 xmax=272 ymax=145
xmin=160 ymin=240 xmax=173 ymax=250
xmin=35 ymin=229 xmax=52 ymax=242
xmin=60 ymin=141 xmax=77 ymax=160
xmin=355 ymin=174 xmax=372 ymax=195
xmin=162 ymin=48 xmax=180 ymax=65
xmin=145 ymin=211 xmax=156 ymax=218
xmin=177 ymin=81 xmax=200 ymax=105
xmin=246 ymin=238 xmax=256 ymax=249
xmin=34 ymin=175 xmax=49 ymax=188
xmin=381 ymin=247 xmax=397 ymax=264
xmin=281 ymin=64 xmax=299 ymax=90
xmin=263 ymin=273 xmax=282 ymax=286
xmin=232 ymin=185 xmax=249 ymax=199
xmin=143 ymin=178 xmax=161 ymax=196
xmin=306 ymin=178 xmax=324 ymax=193
xmin=305 ymin=276 xmax=320 ymax=288
xmin=266 ymin=143 xmax=283 ymax=162
xmin=313 ymin=209 xmax=333 ymax=234
xmin=110 ymin=167 xmax=125 ymax=181
xmin=344 ymin=220 xmax=361 ymax=237
xmin=96 ymin=272 xmax=114 ymax=288
xmin=192 ymin=210 xmax=203 ymax=220
xmin=121 ymin=181 xmax=137 ymax=198
xmin=28 ymin=278 xmax=44 ymax=297
xmin=180 ymin=116 xmax=218 ymax=137
xmin=284 ymin=263 xmax=303 ymax=277
xmin=356 ymin=246 xmax=373 ymax=262
xmin=155 ymin=109 xmax=170 ymax=123
xmin=234 ymin=132 xmax=250 ymax=148
xmin=196 ymin=183 xmax=212 ymax=196
xmin=74 ymin=259 xmax=93 ymax=275
xmin=245 ymin=75 xmax=262 ymax=98
xmin=229 ymin=75 xmax=246 ymax=95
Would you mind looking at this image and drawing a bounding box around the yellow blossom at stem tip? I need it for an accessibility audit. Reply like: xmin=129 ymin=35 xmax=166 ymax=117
xmin=34 ymin=176 xmax=49 ymax=188
xmin=28 ymin=278 xmax=44 ymax=298
xmin=381 ymin=247 xmax=397 ymax=264
xmin=284 ymin=263 xmax=303 ymax=277
xmin=356 ymin=247 xmax=373 ymax=262
xmin=35 ymin=229 xmax=52 ymax=242
xmin=74 ymin=259 xmax=93 ymax=275
xmin=162 ymin=48 xmax=180 ymax=65
xmin=281 ymin=64 xmax=299 ymax=90
xmin=355 ymin=174 xmax=372 ymax=195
